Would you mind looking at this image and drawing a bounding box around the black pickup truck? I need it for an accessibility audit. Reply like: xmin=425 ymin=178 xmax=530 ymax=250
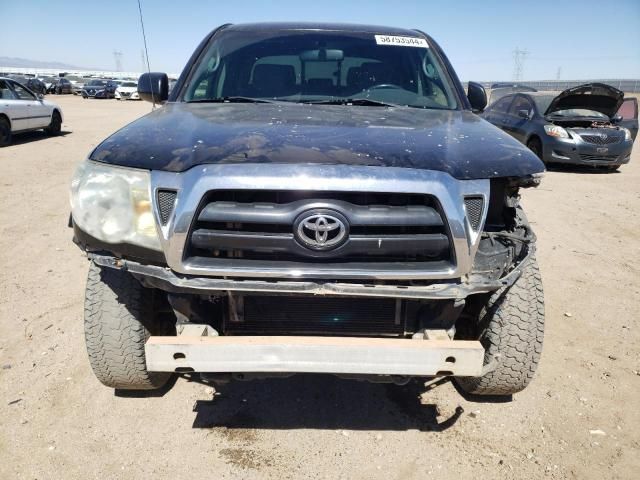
xmin=70 ymin=22 xmax=545 ymax=396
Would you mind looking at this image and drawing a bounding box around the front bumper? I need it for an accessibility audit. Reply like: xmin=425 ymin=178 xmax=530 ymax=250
xmin=145 ymin=334 xmax=484 ymax=376
xmin=542 ymin=136 xmax=633 ymax=166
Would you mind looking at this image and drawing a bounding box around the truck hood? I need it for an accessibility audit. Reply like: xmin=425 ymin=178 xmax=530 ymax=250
xmin=545 ymin=82 xmax=624 ymax=118
xmin=90 ymin=102 xmax=544 ymax=180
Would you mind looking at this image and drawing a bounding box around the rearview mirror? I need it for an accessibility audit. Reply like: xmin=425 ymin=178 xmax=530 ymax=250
xmin=467 ymin=81 xmax=487 ymax=112
xmin=138 ymin=72 xmax=169 ymax=103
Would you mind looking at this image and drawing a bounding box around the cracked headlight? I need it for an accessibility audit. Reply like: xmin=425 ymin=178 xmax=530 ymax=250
xmin=70 ymin=160 xmax=160 ymax=250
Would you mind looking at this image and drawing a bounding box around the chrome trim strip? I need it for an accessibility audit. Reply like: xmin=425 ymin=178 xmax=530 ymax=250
xmin=150 ymin=164 xmax=490 ymax=280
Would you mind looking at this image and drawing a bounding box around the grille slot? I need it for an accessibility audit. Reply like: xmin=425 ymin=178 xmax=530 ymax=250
xmin=225 ymin=296 xmax=404 ymax=336
xmin=157 ymin=190 xmax=177 ymax=225
xmin=578 ymin=153 xmax=619 ymax=162
xmin=579 ymin=134 xmax=623 ymax=145
xmin=464 ymin=196 xmax=484 ymax=231
xmin=187 ymin=191 xmax=452 ymax=264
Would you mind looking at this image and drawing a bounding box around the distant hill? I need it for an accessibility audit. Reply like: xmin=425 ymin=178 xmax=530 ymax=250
xmin=0 ymin=56 xmax=92 ymax=70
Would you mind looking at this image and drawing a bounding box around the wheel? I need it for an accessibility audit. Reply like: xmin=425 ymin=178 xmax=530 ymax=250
xmin=45 ymin=111 xmax=61 ymax=135
xmin=526 ymin=137 xmax=543 ymax=160
xmin=56 ymin=87 xmax=62 ymax=95
xmin=84 ymin=262 xmax=175 ymax=390
xmin=455 ymin=255 xmax=545 ymax=396
xmin=0 ymin=117 xmax=11 ymax=147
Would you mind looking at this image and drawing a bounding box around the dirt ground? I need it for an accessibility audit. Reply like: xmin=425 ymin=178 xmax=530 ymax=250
xmin=1 ymin=95 xmax=638 ymax=480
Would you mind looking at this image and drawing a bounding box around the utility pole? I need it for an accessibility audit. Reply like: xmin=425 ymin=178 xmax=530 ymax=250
xmin=512 ymin=47 xmax=529 ymax=82
xmin=555 ymin=66 xmax=562 ymax=80
xmin=113 ymin=50 xmax=123 ymax=72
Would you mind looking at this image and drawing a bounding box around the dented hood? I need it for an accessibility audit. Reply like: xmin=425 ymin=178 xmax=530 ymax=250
xmin=545 ymin=82 xmax=624 ymax=118
xmin=90 ymin=102 xmax=544 ymax=180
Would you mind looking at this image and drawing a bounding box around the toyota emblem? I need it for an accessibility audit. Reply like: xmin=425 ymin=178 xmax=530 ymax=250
xmin=294 ymin=211 xmax=348 ymax=251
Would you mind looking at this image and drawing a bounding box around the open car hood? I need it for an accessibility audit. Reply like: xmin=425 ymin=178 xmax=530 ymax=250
xmin=545 ymin=83 xmax=624 ymax=118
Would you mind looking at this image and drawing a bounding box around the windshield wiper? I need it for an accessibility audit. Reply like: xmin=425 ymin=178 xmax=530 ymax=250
xmin=302 ymin=98 xmax=398 ymax=107
xmin=187 ymin=96 xmax=273 ymax=104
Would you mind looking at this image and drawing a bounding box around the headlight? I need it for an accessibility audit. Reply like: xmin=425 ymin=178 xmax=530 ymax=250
xmin=70 ymin=160 xmax=160 ymax=250
xmin=622 ymin=127 xmax=631 ymax=141
xmin=544 ymin=125 xmax=569 ymax=138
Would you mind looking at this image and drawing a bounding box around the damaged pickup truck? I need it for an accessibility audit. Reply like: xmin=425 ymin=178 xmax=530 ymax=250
xmin=70 ymin=22 xmax=545 ymax=396
xmin=482 ymin=83 xmax=638 ymax=170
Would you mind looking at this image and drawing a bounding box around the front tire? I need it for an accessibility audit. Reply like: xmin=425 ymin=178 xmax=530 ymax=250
xmin=0 ymin=117 xmax=11 ymax=147
xmin=84 ymin=262 xmax=174 ymax=390
xmin=45 ymin=111 xmax=61 ymax=135
xmin=455 ymin=255 xmax=545 ymax=396
xmin=527 ymin=137 xmax=543 ymax=160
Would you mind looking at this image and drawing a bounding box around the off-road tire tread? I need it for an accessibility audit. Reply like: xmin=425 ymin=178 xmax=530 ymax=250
xmin=456 ymin=255 xmax=545 ymax=395
xmin=84 ymin=262 xmax=171 ymax=390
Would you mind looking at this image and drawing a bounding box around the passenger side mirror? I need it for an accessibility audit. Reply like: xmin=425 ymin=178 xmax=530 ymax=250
xmin=138 ymin=72 xmax=169 ymax=104
xmin=467 ymin=81 xmax=487 ymax=112
xmin=518 ymin=109 xmax=530 ymax=119
xmin=611 ymin=114 xmax=623 ymax=124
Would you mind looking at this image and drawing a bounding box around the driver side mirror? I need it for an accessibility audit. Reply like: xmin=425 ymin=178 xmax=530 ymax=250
xmin=611 ymin=114 xmax=623 ymax=124
xmin=467 ymin=81 xmax=487 ymax=112
xmin=518 ymin=109 xmax=530 ymax=119
xmin=138 ymin=72 xmax=169 ymax=104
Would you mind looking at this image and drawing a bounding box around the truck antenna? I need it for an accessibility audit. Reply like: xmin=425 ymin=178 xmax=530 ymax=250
xmin=137 ymin=0 xmax=155 ymax=108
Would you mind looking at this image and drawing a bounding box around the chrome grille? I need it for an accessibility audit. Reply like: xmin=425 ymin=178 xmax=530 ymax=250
xmin=186 ymin=190 xmax=452 ymax=264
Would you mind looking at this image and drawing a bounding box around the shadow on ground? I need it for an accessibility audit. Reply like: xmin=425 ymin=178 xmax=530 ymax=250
xmin=8 ymin=130 xmax=71 ymax=146
xmin=546 ymin=163 xmax=620 ymax=174
xmin=188 ymin=374 xmax=465 ymax=432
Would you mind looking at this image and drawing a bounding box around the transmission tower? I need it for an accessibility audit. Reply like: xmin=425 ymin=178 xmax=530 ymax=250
xmin=140 ymin=49 xmax=147 ymax=73
xmin=113 ymin=50 xmax=123 ymax=72
xmin=512 ymin=48 xmax=529 ymax=82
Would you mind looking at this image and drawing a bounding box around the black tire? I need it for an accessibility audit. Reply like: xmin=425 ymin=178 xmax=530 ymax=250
xmin=45 ymin=111 xmax=61 ymax=135
xmin=56 ymin=87 xmax=62 ymax=95
xmin=527 ymin=137 xmax=543 ymax=160
xmin=0 ymin=117 xmax=11 ymax=147
xmin=455 ymin=255 xmax=545 ymax=396
xmin=84 ymin=262 xmax=174 ymax=390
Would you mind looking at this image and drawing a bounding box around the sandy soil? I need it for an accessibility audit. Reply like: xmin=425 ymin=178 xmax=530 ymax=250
xmin=1 ymin=95 xmax=638 ymax=480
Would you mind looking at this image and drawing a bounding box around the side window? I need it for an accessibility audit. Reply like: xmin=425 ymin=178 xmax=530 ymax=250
xmin=490 ymin=96 xmax=513 ymax=113
xmin=0 ymin=80 xmax=16 ymax=99
xmin=508 ymin=96 xmax=533 ymax=116
xmin=9 ymin=81 xmax=35 ymax=100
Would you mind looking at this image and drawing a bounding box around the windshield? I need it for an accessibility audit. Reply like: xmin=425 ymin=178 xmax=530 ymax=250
xmin=121 ymin=82 xmax=137 ymax=87
xmin=182 ymin=30 xmax=458 ymax=109
xmin=87 ymin=80 xmax=107 ymax=86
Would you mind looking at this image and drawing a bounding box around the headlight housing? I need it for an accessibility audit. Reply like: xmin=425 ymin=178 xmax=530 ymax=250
xmin=622 ymin=127 xmax=632 ymax=141
xmin=70 ymin=160 xmax=161 ymax=250
xmin=544 ymin=124 xmax=569 ymax=138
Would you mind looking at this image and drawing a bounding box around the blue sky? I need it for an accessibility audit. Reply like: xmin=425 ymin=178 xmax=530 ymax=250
xmin=1 ymin=0 xmax=639 ymax=80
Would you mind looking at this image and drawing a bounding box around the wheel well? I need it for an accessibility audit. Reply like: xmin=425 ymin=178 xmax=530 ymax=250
xmin=0 ymin=113 xmax=10 ymax=129
xmin=526 ymin=134 xmax=541 ymax=147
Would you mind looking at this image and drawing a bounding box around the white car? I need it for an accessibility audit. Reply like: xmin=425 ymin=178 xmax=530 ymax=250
xmin=114 ymin=81 xmax=140 ymax=100
xmin=0 ymin=77 xmax=63 ymax=147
